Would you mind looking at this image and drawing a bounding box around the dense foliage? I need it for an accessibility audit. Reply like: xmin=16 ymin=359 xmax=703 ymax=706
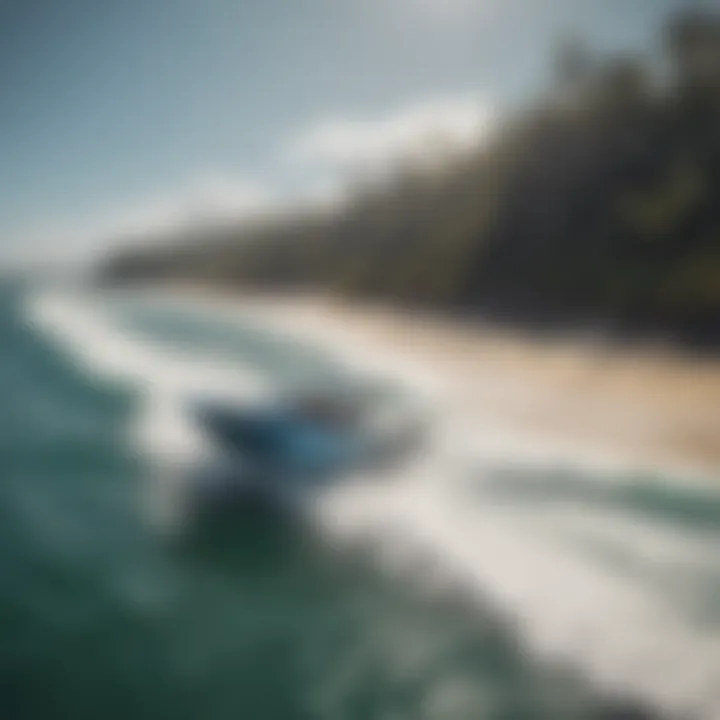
xmin=101 ymin=9 xmax=720 ymax=346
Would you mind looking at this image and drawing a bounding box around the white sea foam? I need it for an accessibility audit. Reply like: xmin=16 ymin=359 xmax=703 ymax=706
xmin=26 ymin=288 xmax=720 ymax=718
xmin=26 ymin=290 xmax=272 ymax=532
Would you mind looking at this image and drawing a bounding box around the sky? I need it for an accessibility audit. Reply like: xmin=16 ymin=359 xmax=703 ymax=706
xmin=0 ymin=0 xmax=690 ymax=265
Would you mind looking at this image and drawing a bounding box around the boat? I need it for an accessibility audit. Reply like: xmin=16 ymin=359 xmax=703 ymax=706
xmin=184 ymin=381 xmax=429 ymax=513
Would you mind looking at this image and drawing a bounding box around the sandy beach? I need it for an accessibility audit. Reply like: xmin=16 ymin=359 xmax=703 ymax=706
xmin=169 ymin=286 xmax=720 ymax=480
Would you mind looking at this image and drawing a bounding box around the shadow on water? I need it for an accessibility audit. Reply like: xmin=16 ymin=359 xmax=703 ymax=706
xmin=175 ymin=497 xmax=318 ymax=574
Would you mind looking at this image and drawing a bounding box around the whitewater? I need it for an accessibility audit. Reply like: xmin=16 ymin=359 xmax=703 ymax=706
xmin=25 ymin=286 xmax=720 ymax=720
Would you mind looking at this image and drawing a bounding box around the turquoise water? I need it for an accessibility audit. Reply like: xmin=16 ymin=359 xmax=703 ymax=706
xmin=2 ymin=282 xmax=719 ymax=719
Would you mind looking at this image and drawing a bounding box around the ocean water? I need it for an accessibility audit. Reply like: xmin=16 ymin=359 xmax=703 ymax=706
xmin=2 ymin=280 xmax=720 ymax=720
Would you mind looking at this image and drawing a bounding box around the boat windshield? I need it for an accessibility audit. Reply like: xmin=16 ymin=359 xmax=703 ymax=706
xmin=289 ymin=393 xmax=361 ymax=429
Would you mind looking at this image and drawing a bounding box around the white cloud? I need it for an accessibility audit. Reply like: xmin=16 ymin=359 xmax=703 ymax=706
xmin=2 ymin=96 xmax=495 ymax=270
xmin=104 ymin=174 xmax=273 ymax=239
xmin=288 ymin=96 xmax=494 ymax=176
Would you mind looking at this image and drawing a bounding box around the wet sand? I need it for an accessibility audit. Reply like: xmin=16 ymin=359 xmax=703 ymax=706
xmin=173 ymin=287 xmax=720 ymax=480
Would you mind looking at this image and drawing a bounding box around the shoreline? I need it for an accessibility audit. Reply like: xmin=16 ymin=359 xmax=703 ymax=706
xmin=155 ymin=284 xmax=720 ymax=481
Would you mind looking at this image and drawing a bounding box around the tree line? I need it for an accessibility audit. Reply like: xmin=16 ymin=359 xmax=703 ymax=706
xmin=101 ymin=8 xmax=720 ymax=347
